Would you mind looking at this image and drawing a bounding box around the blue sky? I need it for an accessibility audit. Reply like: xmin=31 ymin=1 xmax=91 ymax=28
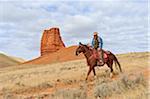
xmin=0 ymin=0 xmax=148 ymax=60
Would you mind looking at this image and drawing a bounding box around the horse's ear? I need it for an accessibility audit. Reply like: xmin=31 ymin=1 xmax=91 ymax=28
xmin=79 ymin=42 xmax=82 ymax=45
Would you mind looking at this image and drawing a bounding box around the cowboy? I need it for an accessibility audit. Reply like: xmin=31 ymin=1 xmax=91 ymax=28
xmin=91 ymin=32 xmax=104 ymax=65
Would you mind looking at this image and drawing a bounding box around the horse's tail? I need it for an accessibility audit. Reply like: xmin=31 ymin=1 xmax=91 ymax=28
xmin=112 ymin=53 xmax=122 ymax=72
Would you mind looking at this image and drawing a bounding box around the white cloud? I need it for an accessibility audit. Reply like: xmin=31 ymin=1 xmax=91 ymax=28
xmin=0 ymin=0 xmax=148 ymax=59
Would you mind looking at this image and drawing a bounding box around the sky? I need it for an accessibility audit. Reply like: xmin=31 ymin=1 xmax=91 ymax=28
xmin=0 ymin=0 xmax=149 ymax=60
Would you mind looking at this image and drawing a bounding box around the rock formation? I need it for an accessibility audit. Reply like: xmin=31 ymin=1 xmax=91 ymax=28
xmin=40 ymin=27 xmax=65 ymax=56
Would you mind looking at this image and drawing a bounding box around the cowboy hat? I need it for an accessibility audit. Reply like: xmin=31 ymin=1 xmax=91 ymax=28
xmin=93 ymin=32 xmax=98 ymax=35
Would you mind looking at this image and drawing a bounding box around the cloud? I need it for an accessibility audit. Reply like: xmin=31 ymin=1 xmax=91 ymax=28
xmin=0 ymin=0 xmax=148 ymax=59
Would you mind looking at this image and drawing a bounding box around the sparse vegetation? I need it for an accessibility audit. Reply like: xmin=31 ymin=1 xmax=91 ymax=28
xmin=0 ymin=52 xmax=149 ymax=99
xmin=94 ymin=74 xmax=148 ymax=99
xmin=49 ymin=88 xmax=87 ymax=99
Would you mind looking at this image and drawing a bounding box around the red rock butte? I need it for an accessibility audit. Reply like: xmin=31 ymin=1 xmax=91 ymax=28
xmin=23 ymin=27 xmax=83 ymax=65
xmin=41 ymin=27 xmax=65 ymax=56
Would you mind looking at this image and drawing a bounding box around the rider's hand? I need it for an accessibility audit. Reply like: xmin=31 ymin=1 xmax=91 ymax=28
xmin=98 ymin=48 xmax=101 ymax=50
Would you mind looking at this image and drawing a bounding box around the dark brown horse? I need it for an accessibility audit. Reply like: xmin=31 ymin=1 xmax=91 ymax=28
xmin=76 ymin=42 xmax=122 ymax=80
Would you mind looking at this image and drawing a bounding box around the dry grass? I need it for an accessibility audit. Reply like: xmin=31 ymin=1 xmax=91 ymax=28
xmin=0 ymin=59 xmax=87 ymax=94
xmin=94 ymin=74 xmax=148 ymax=99
xmin=0 ymin=52 xmax=149 ymax=99
xmin=49 ymin=88 xmax=87 ymax=99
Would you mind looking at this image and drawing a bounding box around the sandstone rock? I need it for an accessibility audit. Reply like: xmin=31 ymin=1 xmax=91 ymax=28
xmin=41 ymin=27 xmax=65 ymax=56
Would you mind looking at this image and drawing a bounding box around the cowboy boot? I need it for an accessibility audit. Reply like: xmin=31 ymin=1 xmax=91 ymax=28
xmin=100 ymin=49 xmax=104 ymax=65
xmin=96 ymin=50 xmax=99 ymax=65
xmin=96 ymin=49 xmax=102 ymax=66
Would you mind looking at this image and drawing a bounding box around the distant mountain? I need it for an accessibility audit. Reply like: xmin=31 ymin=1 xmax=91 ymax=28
xmin=0 ymin=53 xmax=25 ymax=68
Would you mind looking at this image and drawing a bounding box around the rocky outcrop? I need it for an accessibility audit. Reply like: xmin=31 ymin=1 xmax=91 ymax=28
xmin=40 ymin=27 xmax=65 ymax=56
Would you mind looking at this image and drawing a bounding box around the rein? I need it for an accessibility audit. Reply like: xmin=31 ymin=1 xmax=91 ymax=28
xmin=83 ymin=47 xmax=92 ymax=56
xmin=82 ymin=46 xmax=94 ymax=61
xmin=84 ymin=50 xmax=92 ymax=56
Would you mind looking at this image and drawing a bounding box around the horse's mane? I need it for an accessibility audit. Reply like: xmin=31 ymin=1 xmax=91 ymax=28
xmin=82 ymin=44 xmax=89 ymax=49
xmin=82 ymin=44 xmax=93 ymax=51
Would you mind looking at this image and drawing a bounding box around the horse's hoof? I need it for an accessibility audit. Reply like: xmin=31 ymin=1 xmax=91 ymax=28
xmin=94 ymin=76 xmax=97 ymax=79
xmin=85 ymin=78 xmax=88 ymax=81
xmin=120 ymin=70 xmax=123 ymax=73
xmin=110 ymin=73 xmax=113 ymax=78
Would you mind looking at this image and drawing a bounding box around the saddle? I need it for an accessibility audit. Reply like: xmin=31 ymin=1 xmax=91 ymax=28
xmin=103 ymin=50 xmax=111 ymax=59
xmin=87 ymin=46 xmax=111 ymax=66
xmin=92 ymin=49 xmax=110 ymax=65
xmin=93 ymin=49 xmax=109 ymax=59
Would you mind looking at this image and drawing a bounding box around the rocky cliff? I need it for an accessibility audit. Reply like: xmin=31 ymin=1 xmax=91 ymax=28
xmin=40 ymin=28 xmax=65 ymax=56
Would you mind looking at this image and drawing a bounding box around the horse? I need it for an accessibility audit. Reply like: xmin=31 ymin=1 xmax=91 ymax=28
xmin=75 ymin=42 xmax=122 ymax=80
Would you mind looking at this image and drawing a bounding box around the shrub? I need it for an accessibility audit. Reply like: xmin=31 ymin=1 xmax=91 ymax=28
xmin=37 ymin=82 xmax=53 ymax=89
xmin=50 ymin=88 xmax=87 ymax=99
xmin=94 ymin=74 xmax=147 ymax=99
xmin=94 ymin=83 xmax=112 ymax=99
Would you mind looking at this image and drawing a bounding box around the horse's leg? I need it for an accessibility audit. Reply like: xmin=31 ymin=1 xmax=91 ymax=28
xmin=86 ymin=59 xmax=89 ymax=66
xmin=86 ymin=66 xmax=93 ymax=80
xmin=93 ymin=67 xmax=97 ymax=79
xmin=106 ymin=60 xmax=114 ymax=78
xmin=93 ymin=67 xmax=96 ymax=76
xmin=110 ymin=60 xmax=114 ymax=73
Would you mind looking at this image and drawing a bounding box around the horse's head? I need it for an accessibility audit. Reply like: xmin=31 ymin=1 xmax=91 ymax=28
xmin=75 ymin=42 xmax=89 ymax=56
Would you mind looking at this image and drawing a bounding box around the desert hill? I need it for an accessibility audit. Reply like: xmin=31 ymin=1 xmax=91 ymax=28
xmin=0 ymin=53 xmax=25 ymax=68
xmin=8 ymin=56 xmax=25 ymax=63
xmin=23 ymin=46 xmax=84 ymax=64
xmin=0 ymin=52 xmax=149 ymax=99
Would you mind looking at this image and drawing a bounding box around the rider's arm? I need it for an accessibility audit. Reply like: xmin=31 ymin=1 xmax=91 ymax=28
xmin=99 ymin=37 xmax=103 ymax=49
xmin=91 ymin=38 xmax=94 ymax=48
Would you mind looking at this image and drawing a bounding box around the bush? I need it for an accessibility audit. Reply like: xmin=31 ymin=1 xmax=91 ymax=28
xmin=50 ymin=88 xmax=87 ymax=99
xmin=37 ymin=82 xmax=53 ymax=89
xmin=94 ymin=74 xmax=147 ymax=99
xmin=94 ymin=83 xmax=112 ymax=99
